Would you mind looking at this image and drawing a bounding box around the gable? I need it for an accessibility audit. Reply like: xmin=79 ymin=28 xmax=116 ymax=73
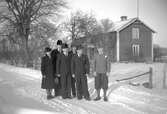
xmin=108 ymin=18 xmax=156 ymax=33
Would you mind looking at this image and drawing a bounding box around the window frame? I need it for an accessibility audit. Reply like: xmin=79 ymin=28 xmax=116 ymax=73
xmin=132 ymin=44 xmax=140 ymax=56
xmin=132 ymin=28 xmax=140 ymax=39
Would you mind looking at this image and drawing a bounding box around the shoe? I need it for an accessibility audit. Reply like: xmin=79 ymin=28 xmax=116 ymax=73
xmin=104 ymin=97 xmax=108 ymax=102
xmin=54 ymin=94 xmax=59 ymax=97
xmin=94 ymin=97 xmax=101 ymax=101
xmin=62 ymin=96 xmax=67 ymax=99
xmin=85 ymin=97 xmax=91 ymax=101
xmin=77 ymin=97 xmax=82 ymax=100
xmin=47 ymin=95 xmax=54 ymax=100
xmin=66 ymin=96 xmax=72 ymax=99
xmin=73 ymin=94 xmax=76 ymax=98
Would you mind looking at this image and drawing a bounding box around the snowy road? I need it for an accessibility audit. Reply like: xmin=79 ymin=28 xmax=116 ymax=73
xmin=0 ymin=63 xmax=167 ymax=114
xmin=0 ymin=69 xmax=65 ymax=114
xmin=0 ymin=67 xmax=140 ymax=114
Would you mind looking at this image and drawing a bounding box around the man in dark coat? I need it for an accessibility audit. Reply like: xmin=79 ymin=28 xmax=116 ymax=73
xmin=51 ymin=40 xmax=62 ymax=97
xmin=56 ymin=43 xmax=72 ymax=99
xmin=41 ymin=47 xmax=54 ymax=100
xmin=71 ymin=45 xmax=90 ymax=100
xmin=69 ymin=44 xmax=77 ymax=98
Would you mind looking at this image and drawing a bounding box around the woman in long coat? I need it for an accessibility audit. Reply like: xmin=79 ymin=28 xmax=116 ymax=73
xmin=41 ymin=47 xmax=55 ymax=100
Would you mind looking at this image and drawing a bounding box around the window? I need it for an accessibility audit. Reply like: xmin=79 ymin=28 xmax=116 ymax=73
xmin=132 ymin=28 xmax=139 ymax=39
xmin=132 ymin=44 xmax=140 ymax=56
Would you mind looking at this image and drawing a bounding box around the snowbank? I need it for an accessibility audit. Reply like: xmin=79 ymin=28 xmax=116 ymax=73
xmin=1 ymin=62 xmax=167 ymax=114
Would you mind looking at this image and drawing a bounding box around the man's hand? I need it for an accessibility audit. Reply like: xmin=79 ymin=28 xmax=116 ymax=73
xmin=42 ymin=75 xmax=46 ymax=78
xmin=93 ymin=72 xmax=97 ymax=77
xmin=54 ymin=77 xmax=59 ymax=84
xmin=86 ymin=74 xmax=89 ymax=77
xmin=106 ymin=72 xmax=110 ymax=76
xmin=57 ymin=74 xmax=60 ymax=77
xmin=72 ymin=74 xmax=75 ymax=78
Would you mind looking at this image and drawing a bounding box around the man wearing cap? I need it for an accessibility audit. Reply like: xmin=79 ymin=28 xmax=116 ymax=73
xmin=41 ymin=47 xmax=54 ymax=100
xmin=93 ymin=46 xmax=110 ymax=101
xmin=71 ymin=45 xmax=90 ymax=100
xmin=51 ymin=40 xmax=62 ymax=97
xmin=69 ymin=44 xmax=77 ymax=98
xmin=56 ymin=43 xmax=72 ymax=99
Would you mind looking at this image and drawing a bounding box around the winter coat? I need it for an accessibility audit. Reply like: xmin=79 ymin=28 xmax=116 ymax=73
xmin=41 ymin=55 xmax=54 ymax=89
xmin=56 ymin=53 xmax=72 ymax=98
xmin=71 ymin=54 xmax=90 ymax=77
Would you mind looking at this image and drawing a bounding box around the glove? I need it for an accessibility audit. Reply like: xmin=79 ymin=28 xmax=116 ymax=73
xmin=72 ymin=74 xmax=75 ymax=78
xmin=54 ymin=77 xmax=59 ymax=84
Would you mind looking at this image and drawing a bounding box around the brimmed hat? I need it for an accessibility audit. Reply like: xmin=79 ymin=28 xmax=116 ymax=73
xmin=96 ymin=43 xmax=103 ymax=49
xmin=44 ymin=47 xmax=52 ymax=52
xmin=71 ymin=43 xmax=78 ymax=47
xmin=62 ymin=43 xmax=68 ymax=49
xmin=57 ymin=40 xmax=62 ymax=45
xmin=77 ymin=45 xmax=83 ymax=50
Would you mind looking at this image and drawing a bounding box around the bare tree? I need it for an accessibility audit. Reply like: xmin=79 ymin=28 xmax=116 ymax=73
xmin=0 ymin=0 xmax=67 ymax=65
xmin=100 ymin=18 xmax=113 ymax=33
xmin=62 ymin=10 xmax=99 ymax=41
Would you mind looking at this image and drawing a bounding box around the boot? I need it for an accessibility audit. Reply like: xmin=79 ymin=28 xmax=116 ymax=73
xmin=94 ymin=89 xmax=101 ymax=101
xmin=103 ymin=89 xmax=108 ymax=101
xmin=46 ymin=89 xmax=54 ymax=100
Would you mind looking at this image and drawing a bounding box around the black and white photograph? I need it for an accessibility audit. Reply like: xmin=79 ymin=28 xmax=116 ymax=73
xmin=0 ymin=0 xmax=167 ymax=114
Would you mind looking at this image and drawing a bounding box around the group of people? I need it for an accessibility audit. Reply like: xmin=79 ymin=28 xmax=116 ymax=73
xmin=41 ymin=40 xmax=110 ymax=102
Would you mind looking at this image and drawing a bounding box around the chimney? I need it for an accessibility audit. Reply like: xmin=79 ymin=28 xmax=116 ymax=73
xmin=120 ymin=16 xmax=127 ymax=21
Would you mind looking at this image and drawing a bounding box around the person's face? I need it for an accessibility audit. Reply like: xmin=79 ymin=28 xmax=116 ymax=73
xmin=63 ymin=48 xmax=68 ymax=54
xmin=77 ymin=49 xmax=83 ymax=55
xmin=72 ymin=47 xmax=76 ymax=53
xmin=46 ymin=51 xmax=51 ymax=56
xmin=97 ymin=48 xmax=103 ymax=55
xmin=57 ymin=45 xmax=62 ymax=51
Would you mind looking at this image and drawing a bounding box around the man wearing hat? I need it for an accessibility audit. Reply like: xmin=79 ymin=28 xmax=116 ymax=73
xmin=71 ymin=45 xmax=90 ymax=100
xmin=41 ymin=47 xmax=54 ymax=100
xmin=69 ymin=44 xmax=77 ymax=98
xmin=51 ymin=40 xmax=62 ymax=97
xmin=56 ymin=43 xmax=72 ymax=99
xmin=93 ymin=46 xmax=110 ymax=101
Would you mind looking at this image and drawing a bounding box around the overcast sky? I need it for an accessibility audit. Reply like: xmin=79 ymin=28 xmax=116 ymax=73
xmin=63 ymin=0 xmax=167 ymax=47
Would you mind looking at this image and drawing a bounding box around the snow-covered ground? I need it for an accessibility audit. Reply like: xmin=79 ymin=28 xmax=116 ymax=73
xmin=0 ymin=62 xmax=167 ymax=114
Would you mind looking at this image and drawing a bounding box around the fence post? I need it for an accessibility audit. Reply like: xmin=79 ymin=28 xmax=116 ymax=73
xmin=163 ymin=64 xmax=167 ymax=89
xmin=149 ymin=67 xmax=153 ymax=89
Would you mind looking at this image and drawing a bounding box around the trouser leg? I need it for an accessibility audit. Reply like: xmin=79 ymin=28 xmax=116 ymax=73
xmin=61 ymin=75 xmax=67 ymax=98
xmin=81 ymin=77 xmax=90 ymax=99
xmin=76 ymin=77 xmax=82 ymax=99
xmin=54 ymin=77 xmax=61 ymax=96
xmin=71 ymin=77 xmax=76 ymax=97
xmin=66 ymin=75 xmax=72 ymax=98
xmin=96 ymin=89 xmax=100 ymax=98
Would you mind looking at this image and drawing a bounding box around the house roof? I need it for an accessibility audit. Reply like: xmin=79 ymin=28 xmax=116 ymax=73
xmin=108 ymin=17 xmax=156 ymax=33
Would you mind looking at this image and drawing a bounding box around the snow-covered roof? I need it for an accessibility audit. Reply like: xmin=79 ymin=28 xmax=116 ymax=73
xmin=108 ymin=17 xmax=156 ymax=33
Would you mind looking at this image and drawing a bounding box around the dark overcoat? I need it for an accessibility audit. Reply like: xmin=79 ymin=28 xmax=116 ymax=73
xmin=51 ymin=49 xmax=59 ymax=75
xmin=69 ymin=51 xmax=77 ymax=96
xmin=71 ymin=54 xmax=90 ymax=99
xmin=51 ymin=49 xmax=61 ymax=94
xmin=71 ymin=54 xmax=90 ymax=76
xmin=56 ymin=53 xmax=72 ymax=98
xmin=41 ymin=55 xmax=54 ymax=89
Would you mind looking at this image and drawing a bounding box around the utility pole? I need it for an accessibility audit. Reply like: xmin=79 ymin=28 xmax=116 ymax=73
xmin=137 ymin=0 xmax=139 ymax=18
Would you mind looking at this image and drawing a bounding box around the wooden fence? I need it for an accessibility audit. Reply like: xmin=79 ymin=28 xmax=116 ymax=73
xmin=116 ymin=67 xmax=153 ymax=89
